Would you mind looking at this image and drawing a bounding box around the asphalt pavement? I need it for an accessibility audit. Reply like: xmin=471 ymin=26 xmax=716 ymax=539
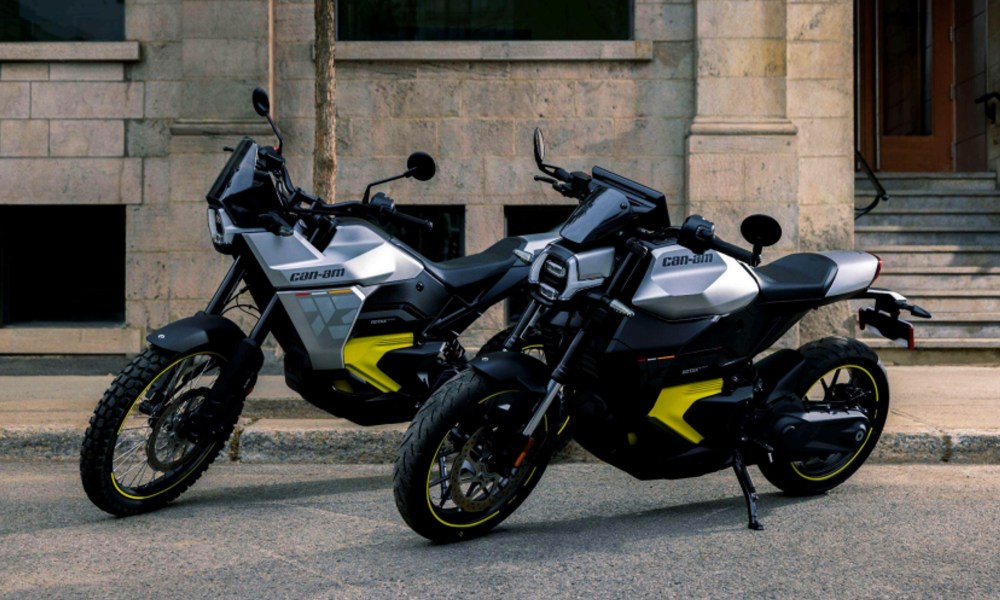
xmin=2 ymin=462 xmax=1000 ymax=599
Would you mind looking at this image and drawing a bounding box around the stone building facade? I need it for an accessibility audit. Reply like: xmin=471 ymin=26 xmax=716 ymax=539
xmin=0 ymin=0 xmax=997 ymax=355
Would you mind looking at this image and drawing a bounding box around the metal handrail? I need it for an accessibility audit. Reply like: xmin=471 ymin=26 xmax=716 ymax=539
xmin=855 ymin=150 xmax=889 ymax=221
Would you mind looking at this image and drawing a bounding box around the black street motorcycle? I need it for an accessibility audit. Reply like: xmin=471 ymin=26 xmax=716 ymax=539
xmin=80 ymin=89 xmax=556 ymax=516
xmin=393 ymin=129 xmax=932 ymax=541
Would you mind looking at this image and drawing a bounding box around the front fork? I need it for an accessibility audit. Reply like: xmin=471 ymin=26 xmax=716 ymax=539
xmin=178 ymin=257 xmax=274 ymax=443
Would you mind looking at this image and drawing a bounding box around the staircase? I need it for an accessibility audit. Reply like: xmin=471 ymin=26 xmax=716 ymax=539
xmin=854 ymin=172 xmax=1000 ymax=364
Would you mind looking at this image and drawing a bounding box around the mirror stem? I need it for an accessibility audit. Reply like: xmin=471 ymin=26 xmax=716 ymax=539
xmin=361 ymin=170 xmax=413 ymax=204
xmin=265 ymin=114 xmax=284 ymax=153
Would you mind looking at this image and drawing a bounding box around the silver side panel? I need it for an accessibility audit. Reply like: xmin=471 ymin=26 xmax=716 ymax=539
xmin=278 ymin=287 xmax=366 ymax=370
xmin=245 ymin=222 xmax=423 ymax=289
xmin=822 ymin=251 xmax=878 ymax=298
xmin=632 ymin=246 xmax=760 ymax=319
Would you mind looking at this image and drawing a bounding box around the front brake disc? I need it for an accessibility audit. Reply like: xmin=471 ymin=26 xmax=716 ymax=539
xmin=448 ymin=426 xmax=528 ymax=512
xmin=145 ymin=388 xmax=208 ymax=471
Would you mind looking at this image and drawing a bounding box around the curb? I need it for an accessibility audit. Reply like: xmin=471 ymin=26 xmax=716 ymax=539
xmin=3 ymin=426 xmax=998 ymax=465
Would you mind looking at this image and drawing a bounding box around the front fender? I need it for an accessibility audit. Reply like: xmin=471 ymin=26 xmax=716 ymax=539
xmin=147 ymin=312 xmax=246 ymax=355
xmin=468 ymin=351 xmax=550 ymax=394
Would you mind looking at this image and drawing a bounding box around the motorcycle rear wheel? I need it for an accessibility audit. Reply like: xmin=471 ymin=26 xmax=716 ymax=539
xmin=758 ymin=336 xmax=889 ymax=495
xmin=80 ymin=347 xmax=237 ymax=516
xmin=393 ymin=370 xmax=563 ymax=542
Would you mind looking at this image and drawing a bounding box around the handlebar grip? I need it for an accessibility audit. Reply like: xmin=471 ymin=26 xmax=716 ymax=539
xmin=710 ymin=237 xmax=755 ymax=265
xmin=393 ymin=210 xmax=434 ymax=231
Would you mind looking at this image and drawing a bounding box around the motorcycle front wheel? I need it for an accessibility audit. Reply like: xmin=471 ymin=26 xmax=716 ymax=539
xmin=393 ymin=370 xmax=563 ymax=542
xmin=80 ymin=347 xmax=237 ymax=516
xmin=758 ymin=336 xmax=889 ymax=495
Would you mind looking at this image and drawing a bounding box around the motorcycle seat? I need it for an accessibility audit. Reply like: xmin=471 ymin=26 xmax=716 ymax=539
xmin=421 ymin=237 xmax=524 ymax=298
xmin=753 ymin=253 xmax=839 ymax=302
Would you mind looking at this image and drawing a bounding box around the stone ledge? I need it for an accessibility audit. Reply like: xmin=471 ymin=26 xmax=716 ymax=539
xmin=0 ymin=327 xmax=142 ymax=355
xmin=170 ymin=120 xmax=274 ymax=137
xmin=0 ymin=42 xmax=141 ymax=62
xmin=336 ymin=41 xmax=654 ymax=62
xmin=689 ymin=118 xmax=799 ymax=136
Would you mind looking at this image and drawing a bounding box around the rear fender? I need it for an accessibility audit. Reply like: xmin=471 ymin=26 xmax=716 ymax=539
xmin=754 ymin=349 xmax=809 ymax=409
xmin=147 ymin=312 xmax=247 ymax=356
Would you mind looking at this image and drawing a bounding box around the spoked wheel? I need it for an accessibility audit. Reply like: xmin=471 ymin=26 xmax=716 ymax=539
xmin=395 ymin=370 xmax=561 ymax=542
xmin=81 ymin=347 xmax=237 ymax=516
xmin=758 ymin=337 xmax=889 ymax=495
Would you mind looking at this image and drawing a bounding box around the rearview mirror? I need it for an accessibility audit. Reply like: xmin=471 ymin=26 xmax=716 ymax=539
xmin=406 ymin=151 xmax=436 ymax=182
xmin=533 ymin=128 xmax=546 ymax=169
xmin=252 ymin=87 xmax=270 ymax=117
xmin=740 ymin=214 xmax=782 ymax=248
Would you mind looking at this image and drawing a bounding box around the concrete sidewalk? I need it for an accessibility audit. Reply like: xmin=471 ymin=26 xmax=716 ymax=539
xmin=0 ymin=367 xmax=997 ymax=463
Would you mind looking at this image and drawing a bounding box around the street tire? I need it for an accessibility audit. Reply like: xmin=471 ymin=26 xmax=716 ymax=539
xmin=758 ymin=336 xmax=889 ymax=495
xmin=393 ymin=370 xmax=558 ymax=543
xmin=80 ymin=347 xmax=236 ymax=516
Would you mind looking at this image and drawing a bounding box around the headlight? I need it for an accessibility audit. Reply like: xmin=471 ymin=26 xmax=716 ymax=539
xmin=207 ymin=208 xmax=224 ymax=244
xmin=528 ymin=247 xmax=615 ymax=301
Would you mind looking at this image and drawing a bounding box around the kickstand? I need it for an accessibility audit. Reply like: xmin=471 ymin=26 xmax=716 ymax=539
xmin=732 ymin=450 xmax=764 ymax=530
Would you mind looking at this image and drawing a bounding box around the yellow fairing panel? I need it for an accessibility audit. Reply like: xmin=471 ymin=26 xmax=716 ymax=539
xmin=343 ymin=333 xmax=414 ymax=393
xmin=647 ymin=379 xmax=723 ymax=445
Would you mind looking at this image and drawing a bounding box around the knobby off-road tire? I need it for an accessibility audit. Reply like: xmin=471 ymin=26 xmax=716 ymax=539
xmin=393 ymin=370 xmax=561 ymax=543
xmin=758 ymin=336 xmax=889 ymax=495
xmin=80 ymin=347 xmax=238 ymax=516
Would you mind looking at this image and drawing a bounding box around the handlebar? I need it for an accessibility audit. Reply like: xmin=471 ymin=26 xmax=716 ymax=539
xmin=678 ymin=215 xmax=759 ymax=266
xmin=388 ymin=209 xmax=434 ymax=231
xmin=709 ymin=236 xmax=756 ymax=265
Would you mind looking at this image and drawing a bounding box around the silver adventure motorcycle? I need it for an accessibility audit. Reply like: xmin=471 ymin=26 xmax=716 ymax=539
xmin=80 ymin=89 xmax=556 ymax=516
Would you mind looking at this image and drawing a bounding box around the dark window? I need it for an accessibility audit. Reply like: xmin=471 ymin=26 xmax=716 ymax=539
xmin=383 ymin=205 xmax=464 ymax=262
xmin=0 ymin=206 xmax=125 ymax=325
xmin=0 ymin=0 xmax=124 ymax=42
xmin=504 ymin=205 xmax=576 ymax=325
xmin=337 ymin=0 xmax=631 ymax=41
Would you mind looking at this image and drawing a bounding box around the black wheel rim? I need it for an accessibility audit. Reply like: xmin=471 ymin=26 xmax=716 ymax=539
xmin=424 ymin=390 xmax=546 ymax=528
xmin=790 ymin=363 xmax=881 ymax=481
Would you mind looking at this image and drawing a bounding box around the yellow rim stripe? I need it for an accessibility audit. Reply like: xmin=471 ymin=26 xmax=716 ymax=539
xmin=426 ymin=388 xmax=547 ymax=529
xmin=110 ymin=352 xmax=223 ymax=501
xmin=790 ymin=364 xmax=879 ymax=482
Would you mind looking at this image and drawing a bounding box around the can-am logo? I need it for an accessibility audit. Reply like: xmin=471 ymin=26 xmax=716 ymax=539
xmin=289 ymin=268 xmax=345 ymax=282
xmin=662 ymin=254 xmax=714 ymax=268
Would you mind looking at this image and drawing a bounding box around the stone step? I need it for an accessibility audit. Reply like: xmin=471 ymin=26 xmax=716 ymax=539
xmin=854 ymin=190 xmax=999 ymax=210
xmin=861 ymin=245 xmax=1000 ymax=268
xmin=855 ymin=226 xmax=1000 ymax=246
xmin=891 ymin=290 xmax=1000 ymax=313
xmin=858 ymin=337 xmax=1000 ymax=365
xmin=857 ymin=313 xmax=1000 ymax=339
xmin=856 ymin=172 xmax=997 ymax=192
xmin=876 ymin=267 xmax=1000 ymax=291
xmin=852 ymin=293 xmax=1000 ymax=316
xmin=859 ymin=209 xmax=1000 ymax=228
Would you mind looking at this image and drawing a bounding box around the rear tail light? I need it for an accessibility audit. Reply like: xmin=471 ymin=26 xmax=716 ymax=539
xmin=871 ymin=254 xmax=883 ymax=284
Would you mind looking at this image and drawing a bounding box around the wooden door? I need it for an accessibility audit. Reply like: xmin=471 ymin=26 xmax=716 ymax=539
xmin=857 ymin=0 xmax=955 ymax=171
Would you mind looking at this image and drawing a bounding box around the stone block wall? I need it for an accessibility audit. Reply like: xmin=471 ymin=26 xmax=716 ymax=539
xmin=333 ymin=2 xmax=696 ymax=343
xmin=0 ymin=55 xmax=144 ymax=353
xmin=0 ymin=0 xmax=865 ymax=354
xmin=0 ymin=0 xmax=315 ymax=354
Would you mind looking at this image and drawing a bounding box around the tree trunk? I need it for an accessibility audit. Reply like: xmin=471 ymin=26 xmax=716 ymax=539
xmin=313 ymin=0 xmax=336 ymax=200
